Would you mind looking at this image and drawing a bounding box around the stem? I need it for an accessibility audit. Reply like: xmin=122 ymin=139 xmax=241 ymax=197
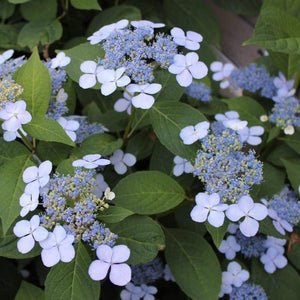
xmin=122 ymin=107 xmax=136 ymax=142
xmin=57 ymin=0 xmax=69 ymax=20
xmin=127 ymin=110 xmax=148 ymax=138
xmin=42 ymin=44 xmax=50 ymax=61
xmin=18 ymin=130 xmax=33 ymax=151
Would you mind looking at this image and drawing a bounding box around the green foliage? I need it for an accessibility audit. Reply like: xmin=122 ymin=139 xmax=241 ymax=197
xmin=287 ymin=241 xmax=300 ymax=271
xmin=282 ymin=158 xmax=300 ymax=192
xmin=14 ymin=48 xmax=51 ymax=117
xmin=109 ymin=215 xmax=165 ymax=264
xmin=20 ymin=0 xmax=57 ymax=21
xmin=0 ymin=155 xmax=35 ymax=234
xmin=98 ymin=206 xmax=134 ymax=224
xmin=283 ymin=131 xmax=300 ymax=154
xmin=213 ymin=0 xmax=262 ymax=15
xmin=150 ymin=102 xmax=207 ymax=161
xmin=164 ymin=228 xmax=222 ymax=300
xmin=0 ymin=0 xmax=15 ymax=21
xmin=15 ymin=281 xmax=44 ymax=300
xmin=113 ymin=171 xmax=186 ymax=214
xmin=0 ymin=23 xmax=25 ymax=50
xmin=45 ymin=242 xmax=100 ymax=300
xmin=205 ymin=219 xmax=229 ymax=248
xmin=0 ymin=138 xmax=28 ymax=166
xmin=70 ymin=0 xmax=101 ymax=11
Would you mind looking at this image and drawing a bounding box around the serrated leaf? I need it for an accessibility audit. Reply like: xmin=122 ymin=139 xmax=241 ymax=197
xmin=109 ymin=215 xmax=165 ymax=264
xmin=113 ymin=171 xmax=186 ymax=214
xmin=149 ymin=101 xmax=207 ymax=161
xmin=15 ymin=281 xmax=44 ymax=300
xmin=70 ymin=0 xmax=101 ymax=10
xmin=282 ymin=158 xmax=300 ymax=192
xmin=14 ymin=47 xmax=51 ymax=117
xmin=45 ymin=242 xmax=100 ymax=300
xmin=164 ymin=228 xmax=221 ymax=300
xmin=86 ymin=5 xmax=141 ymax=36
xmin=0 ymin=138 xmax=28 ymax=165
xmin=163 ymin=0 xmax=220 ymax=46
xmin=252 ymin=260 xmax=300 ymax=300
xmin=72 ymin=133 xmax=122 ymax=157
xmin=63 ymin=43 xmax=104 ymax=83
xmin=205 ymin=219 xmax=229 ymax=248
xmin=98 ymin=206 xmax=134 ymax=223
xmin=23 ymin=116 xmax=75 ymax=147
xmin=0 ymin=155 xmax=35 ymax=234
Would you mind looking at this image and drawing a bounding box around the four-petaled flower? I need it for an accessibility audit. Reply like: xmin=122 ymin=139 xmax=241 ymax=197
xmin=210 ymin=61 xmax=235 ymax=89
xmin=218 ymin=235 xmax=241 ymax=260
xmin=19 ymin=190 xmax=39 ymax=217
xmin=222 ymin=261 xmax=249 ymax=287
xmin=79 ymin=61 xmax=103 ymax=89
xmin=215 ymin=111 xmax=247 ymax=131
xmin=97 ymin=67 xmax=131 ymax=96
xmin=114 ymin=91 xmax=132 ymax=115
xmin=131 ymin=20 xmax=165 ymax=30
xmin=50 ymin=52 xmax=71 ymax=69
xmin=180 ymin=121 xmax=210 ymax=145
xmin=260 ymin=247 xmax=287 ymax=274
xmin=13 ymin=215 xmax=48 ymax=254
xmin=190 ymin=192 xmax=228 ymax=227
xmin=168 ymin=52 xmax=208 ymax=87
xmin=110 ymin=149 xmax=136 ymax=175
xmin=72 ymin=154 xmax=110 ymax=169
xmin=88 ymin=244 xmax=131 ymax=286
xmin=57 ymin=117 xmax=80 ymax=142
xmin=226 ymin=195 xmax=268 ymax=237
xmin=171 ymin=27 xmax=203 ymax=50
xmin=120 ymin=282 xmax=143 ymax=300
xmin=39 ymin=225 xmax=75 ymax=267
xmin=237 ymin=126 xmax=264 ymax=146
xmin=173 ymin=156 xmax=194 ymax=177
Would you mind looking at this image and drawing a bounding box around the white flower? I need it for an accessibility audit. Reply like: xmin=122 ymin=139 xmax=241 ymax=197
xmin=190 ymin=192 xmax=228 ymax=227
xmin=19 ymin=190 xmax=39 ymax=217
xmin=3 ymin=126 xmax=26 ymax=142
xmin=93 ymin=173 xmax=109 ymax=198
xmin=126 ymin=83 xmax=162 ymax=109
xmin=87 ymin=19 xmax=129 ymax=44
xmin=40 ymin=225 xmax=75 ymax=267
xmin=179 ymin=121 xmax=210 ymax=145
xmin=110 ymin=149 xmax=136 ymax=175
xmin=237 ymin=126 xmax=264 ymax=145
xmin=50 ymin=52 xmax=71 ymax=69
xmin=226 ymin=195 xmax=268 ymax=237
xmin=56 ymin=88 xmax=68 ymax=103
xmin=0 ymin=100 xmax=32 ymax=132
xmin=210 ymin=61 xmax=234 ymax=89
xmin=272 ymin=72 xmax=295 ymax=102
xmin=264 ymin=236 xmax=286 ymax=253
xmin=13 ymin=215 xmax=48 ymax=254
xmin=215 ymin=111 xmax=247 ymax=131
xmin=88 ymin=244 xmax=131 ymax=286
xmin=163 ymin=265 xmax=175 ymax=282
xmin=97 ymin=67 xmax=130 ymax=96
xmin=0 ymin=49 xmax=14 ymax=64
xmin=72 ymin=154 xmax=110 ymax=169
xmin=57 ymin=117 xmax=79 ymax=142
xmin=104 ymin=187 xmax=115 ymax=200
xmin=171 ymin=27 xmax=203 ymax=50
xmin=140 ymin=284 xmax=158 ymax=300
xmin=284 ymin=125 xmax=295 ymax=135
xmin=267 ymin=209 xmax=293 ymax=236
xmin=222 ymin=261 xmax=249 ymax=288
xmin=168 ymin=52 xmax=208 ymax=87
xmin=173 ymin=156 xmax=194 ymax=176
xmin=23 ymin=160 xmax=52 ymax=194
xmin=131 ymin=20 xmax=165 ymax=29
xmin=260 ymin=247 xmax=287 ymax=273
xmin=114 ymin=91 xmax=132 ymax=115
xmin=218 ymin=236 xmax=241 ymax=260
xmin=120 ymin=282 xmax=143 ymax=300
xmin=79 ymin=61 xmax=103 ymax=89
xmin=260 ymin=115 xmax=269 ymax=122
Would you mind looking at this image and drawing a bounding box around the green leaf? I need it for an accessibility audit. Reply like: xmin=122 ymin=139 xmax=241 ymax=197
xmin=14 ymin=47 xmax=51 ymax=117
xmin=259 ymin=217 xmax=286 ymax=239
xmin=8 ymin=0 xmax=30 ymax=3
xmin=212 ymin=0 xmax=262 ymax=15
xmin=86 ymin=5 xmax=141 ymax=36
xmin=282 ymin=158 xmax=300 ymax=192
xmin=23 ymin=116 xmax=75 ymax=147
xmin=45 ymin=242 xmax=100 ymax=300
xmin=62 ymin=78 xmax=76 ymax=115
xmin=0 ymin=23 xmax=25 ymax=50
xmin=150 ymin=101 xmax=207 ymax=161
xmin=72 ymin=133 xmax=122 ymax=157
xmin=0 ymin=155 xmax=35 ymax=234
xmin=56 ymin=158 xmax=75 ymax=176
xmin=205 ymin=219 xmax=229 ymax=248
xmin=283 ymin=131 xmax=300 ymax=154
xmin=266 ymin=126 xmax=281 ymax=143
xmin=113 ymin=171 xmax=186 ymax=214
xmin=251 ymin=163 xmax=285 ymax=200
xmin=164 ymin=228 xmax=221 ymax=300
xmin=20 ymin=0 xmax=57 ymax=21
xmin=109 ymin=215 xmax=165 ymax=264
xmin=98 ymin=206 xmax=134 ymax=223
xmin=252 ymin=259 xmax=300 ymax=300
xmin=0 ymin=138 xmax=28 ymax=165
xmin=99 ymin=110 xmax=128 ymax=132
xmin=267 ymin=143 xmax=298 ymax=167
xmin=70 ymin=0 xmax=101 ymax=10
xmin=17 ymin=19 xmax=63 ymax=49
xmin=15 ymin=281 xmax=44 ymax=300
xmin=287 ymin=241 xmax=300 ymax=271
xmin=223 ymin=97 xmax=266 ymax=126
xmin=63 ymin=43 xmax=104 ymax=83
xmin=163 ymin=0 xmax=220 ymax=46
xmin=0 ymin=0 xmax=15 ymax=21
xmin=36 ymin=141 xmax=72 ymax=166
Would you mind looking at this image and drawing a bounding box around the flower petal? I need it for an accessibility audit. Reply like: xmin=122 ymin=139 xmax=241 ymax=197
xmin=239 ymin=217 xmax=259 ymax=237
xmin=17 ymin=235 xmax=35 ymax=254
xmin=112 ymin=245 xmax=130 ymax=263
xmin=110 ymin=263 xmax=131 ymax=286
xmin=89 ymin=260 xmax=110 ymax=281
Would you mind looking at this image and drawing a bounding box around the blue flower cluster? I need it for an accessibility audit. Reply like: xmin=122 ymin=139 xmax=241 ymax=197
xmin=269 ymin=186 xmax=300 ymax=226
xmin=0 ymin=56 xmax=26 ymax=80
xmin=0 ymin=79 xmax=23 ymax=109
xmin=230 ymin=283 xmax=267 ymax=300
xmin=269 ymin=96 xmax=300 ymax=130
xmin=75 ymin=118 xmax=108 ymax=143
xmin=40 ymin=168 xmax=117 ymax=249
xmin=46 ymin=100 xmax=69 ymax=120
xmin=100 ymin=27 xmax=177 ymax=83
xmin=229 ymin=64 xmax=276 ymax=98
xmin=194 ymin=127 xmax=263 ymax=203
xmin=185 ymin=82 xmax=212 ymax=102
xmin=44 ymin=61 xmax=67 ymax=95
xmin=131 ymin=257 xmax=164 ymax=285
